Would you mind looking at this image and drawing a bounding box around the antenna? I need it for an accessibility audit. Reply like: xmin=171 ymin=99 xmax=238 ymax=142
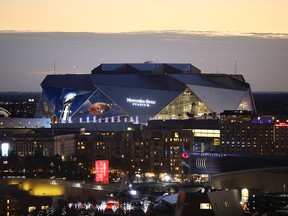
xmin=234 ymin=57 xmax=237 ymax=74
xmin=201 ymin=58 xmax=205 ymax=73
xmin=53 ymin=58 xmax=56 ymax=75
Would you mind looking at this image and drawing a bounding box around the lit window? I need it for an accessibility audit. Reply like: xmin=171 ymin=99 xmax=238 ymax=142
xmin=28 ymin=206 xmax=36 ymax=212
xmin=200 ymin=203 xmax=212 ymax=209
xmin=41 ymin=205 xmax=49 ymax=210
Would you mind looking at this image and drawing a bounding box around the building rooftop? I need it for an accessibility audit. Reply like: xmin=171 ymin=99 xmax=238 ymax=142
xmin=91 ymin=63 xmax=201 ymax=74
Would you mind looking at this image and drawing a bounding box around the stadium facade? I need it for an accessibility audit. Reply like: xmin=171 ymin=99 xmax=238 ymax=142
xmin=36 ymin=63 xmax=256 ymax=124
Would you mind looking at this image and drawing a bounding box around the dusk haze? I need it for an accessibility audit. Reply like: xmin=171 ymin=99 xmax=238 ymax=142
xmin=1 ymin=0 xmax=288 ymax=92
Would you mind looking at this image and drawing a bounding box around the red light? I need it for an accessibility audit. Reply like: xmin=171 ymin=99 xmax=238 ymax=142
xmin=181 ymin=152 xmax=189 ymax=159
xmin=95 ymin=160 xmax=109 ymax=184
xmin=275 ymin=122 xmax=288 ymax=127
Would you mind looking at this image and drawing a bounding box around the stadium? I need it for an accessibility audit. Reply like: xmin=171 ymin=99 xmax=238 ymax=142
xmin=37 ymin=63 xmax=256 ymax=124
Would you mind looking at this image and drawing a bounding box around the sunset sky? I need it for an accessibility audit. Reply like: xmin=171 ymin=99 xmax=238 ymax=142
xmin=0 ymin=1 xmax=288 ymax=92
xmin=1 ymin=0 xmax=288 ymax=34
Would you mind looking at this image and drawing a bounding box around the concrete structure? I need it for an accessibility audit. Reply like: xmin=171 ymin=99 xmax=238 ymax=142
xmin=0 ymin=128 xmax=54 ymax=157
xmin=54 ymin=134 xmax=76 ymax=158
xmin=0 ymin=183 xmax=53 ymax=216
xmin=175 ymin=189 xmax=244 ymax=216
xmin=182 ymin=152 xmax=288 ymax=176
xmin=0 ymin=178 xmax=119 ymax=203
xmin=211 ymin=167 xmax=288 ymax=194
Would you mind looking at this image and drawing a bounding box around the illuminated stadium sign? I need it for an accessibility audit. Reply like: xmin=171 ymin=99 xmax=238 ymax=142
xmin=126 ymin=98 xmax=156 ymax=107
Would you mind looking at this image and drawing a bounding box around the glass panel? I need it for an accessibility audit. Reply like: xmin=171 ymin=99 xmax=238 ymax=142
xmin=155 ymin=88 xmax=211 ymax=120
xmin=237 ymin=90 xmax=254 ymax=111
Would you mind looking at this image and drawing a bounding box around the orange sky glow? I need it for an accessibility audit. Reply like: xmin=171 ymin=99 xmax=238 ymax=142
xmin=1 ymin=0 xmax=288 ymax=34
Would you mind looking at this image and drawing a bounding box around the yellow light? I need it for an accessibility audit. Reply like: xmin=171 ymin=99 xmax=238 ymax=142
xmin=241 ymin=188 xmax=249 ymax=202
xmin=144 ymin=172 xmax=155 ymax=178
xmin=32 ymin=185 xmax=65 ymax=196
xmin=2 ymin=179 xmax=65 ymax=196
xmin=200 ymin=203 xmax=212 ymax=209
xmin=41 ymin=205 xmax=49 ymax=210
xmin=22 ymin=182 xmax=32 ymax=191
xmin=28 ymin=206 xmax=36 ymax=212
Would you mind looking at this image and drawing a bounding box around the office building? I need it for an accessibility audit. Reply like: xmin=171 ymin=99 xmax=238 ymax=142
xmin=220 ymin=111 xmax=288 ymax=156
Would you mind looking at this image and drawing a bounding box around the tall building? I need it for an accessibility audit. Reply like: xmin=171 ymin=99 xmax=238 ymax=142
xmin=0 ymin=128 xmax=54 ymax=158
xmin=36 ymin=63 xmax=256 ymax=124
xmin=72 ymin=124 xmax=194 ymax=176
xmin=180 ymin=111 xmax=288 ymax=178
xmin=220 ymin=111 xmax=288 ymax=157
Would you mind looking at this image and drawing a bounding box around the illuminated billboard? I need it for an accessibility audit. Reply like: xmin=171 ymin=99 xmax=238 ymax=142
xmin=95 ymin=160 xmax=109 ymax=184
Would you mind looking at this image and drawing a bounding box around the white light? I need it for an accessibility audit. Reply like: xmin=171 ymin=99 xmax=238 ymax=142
xmin=162 ymin=175 xmax=171 ymax=182
xmin=93 ymin=185 xmax=102 ymax=190
xmin=126 ymin=97 xmax=156 ymax=107
xmin=1 ymin=143 xmax=9 ymax=157
xmin=129 ymin=190 xmax=137 ymax=196
xmin=74 ymin=183 xmax=81 ymax=188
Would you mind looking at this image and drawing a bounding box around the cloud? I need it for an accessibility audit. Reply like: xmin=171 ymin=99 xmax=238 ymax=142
xmin=1 ymin=30 xmax=288 ymax=39
xmin=103 ymin=30 xmax=288 ymax=39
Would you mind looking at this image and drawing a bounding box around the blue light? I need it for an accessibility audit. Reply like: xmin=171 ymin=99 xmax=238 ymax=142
xmin=251 ymin=119 xmax=274 ymax=124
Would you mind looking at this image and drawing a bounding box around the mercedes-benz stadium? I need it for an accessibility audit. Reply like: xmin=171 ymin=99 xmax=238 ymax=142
xmin=36 ymin=63 xmax=256 ymax=123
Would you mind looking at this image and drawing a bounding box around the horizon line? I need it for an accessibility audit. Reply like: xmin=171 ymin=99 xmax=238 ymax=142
xmin=1 ymin=29 xmax=288 ymax=39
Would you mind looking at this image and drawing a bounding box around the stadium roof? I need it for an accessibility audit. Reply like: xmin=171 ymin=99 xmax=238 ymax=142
xmin=39 ymin=63 xmax=255 ymax=123
xmin=91 ymin=63 xmax=201 ymax=74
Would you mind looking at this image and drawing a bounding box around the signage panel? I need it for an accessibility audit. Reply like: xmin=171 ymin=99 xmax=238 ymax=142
xmin=95 ymin=160 xmax=109 ymax=184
